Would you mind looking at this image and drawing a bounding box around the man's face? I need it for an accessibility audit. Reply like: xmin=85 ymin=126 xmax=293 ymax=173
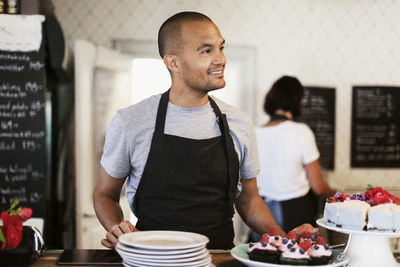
xmin=178 ymin=20 xmax=226 ymax=93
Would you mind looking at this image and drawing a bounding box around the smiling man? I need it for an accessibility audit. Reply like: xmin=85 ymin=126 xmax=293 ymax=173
xmin=93 ymin=11 xmax=317 ymax=249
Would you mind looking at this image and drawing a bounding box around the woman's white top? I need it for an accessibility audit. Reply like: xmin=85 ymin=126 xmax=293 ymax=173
xmin=255 ymin=120 xmax=320 ymax=201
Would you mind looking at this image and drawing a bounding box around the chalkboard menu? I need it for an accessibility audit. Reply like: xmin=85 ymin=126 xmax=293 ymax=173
xmin=0 ymin=45 xmax=46 ymax=217
xmin=299 ymin=87 xmax=336 ymax=170
xmin=351 ymin=86 xmax=400 ymax=168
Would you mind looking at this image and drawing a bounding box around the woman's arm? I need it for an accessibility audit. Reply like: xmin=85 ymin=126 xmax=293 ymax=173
xmin=305 ymin=160 xmax=337 ymax=197
xmin=235 ymin=178 xmax=318 ymax=238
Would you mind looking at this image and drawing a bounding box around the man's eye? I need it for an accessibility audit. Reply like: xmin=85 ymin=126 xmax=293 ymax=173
xmin=220 ymin=46 xmax=225 ymax=51
xmin=202 ymin=49 xmax=211 ymax=54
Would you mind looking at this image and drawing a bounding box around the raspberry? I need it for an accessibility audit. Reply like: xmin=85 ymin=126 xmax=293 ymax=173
xmin=301 ymin=230 xmax=312 ymax=239
xmin=299 ymin=240 xmax=312 ymax=251
xmin=269 ymin=227 xmax=278 ymax=236
xmin=316 ymin=237 xmax=325 ymax=245
xmin=260 ymin=234 xmax=269 ymax=243
xmin=287 ymin=230 xmax=297 ymax=240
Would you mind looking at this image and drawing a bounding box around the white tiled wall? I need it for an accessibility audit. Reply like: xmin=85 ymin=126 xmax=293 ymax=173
xmin=53 ymin=0 xmax=400 ymax=191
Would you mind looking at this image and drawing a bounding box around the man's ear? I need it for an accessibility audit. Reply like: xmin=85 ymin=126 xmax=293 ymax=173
xmin=163 ymin=54 xmax=180 ymax=73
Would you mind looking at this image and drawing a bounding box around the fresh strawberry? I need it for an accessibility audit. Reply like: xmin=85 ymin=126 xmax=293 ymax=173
xmin=260 ymin=234 xmax=269 ymax=243
xmin=299 ymin=240 xmax=312 ymax=251
xmin=287 ymin=230 xmax=297 ymax=240
xmin=316 ymin=237 xmax=325 ymax=245
xmin=301 ymin=230 xmax=312 ymax=239
xmin=269 ymin=227 xmax=278 ymax=236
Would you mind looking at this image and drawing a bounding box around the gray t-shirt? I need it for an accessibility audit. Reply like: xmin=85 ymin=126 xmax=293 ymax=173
xmin=101 ymin=94 xmax=260 ymax=212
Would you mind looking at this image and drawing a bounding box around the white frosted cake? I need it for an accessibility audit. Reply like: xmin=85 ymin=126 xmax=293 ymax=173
xmin=324 ymin=186 xmax=400 ymax=232
xmin=367 ymin=203 xmax=396 ymax=230
xmin=393 ymin=205 xmax=400 ymax=231
xmin=324 ymin=200 xmax=370 ymax=230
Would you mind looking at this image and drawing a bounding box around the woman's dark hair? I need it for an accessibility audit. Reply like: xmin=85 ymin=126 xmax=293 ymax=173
xmin=263 ymin=75 xmax=304 ymax=118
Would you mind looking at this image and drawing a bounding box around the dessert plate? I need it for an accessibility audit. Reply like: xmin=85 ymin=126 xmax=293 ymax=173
xmin=118 ymin=230 xmax=209 ymax=250
xmin=116 ymin=244 xmax=208 ymax=262
xmin=231 ymin=244 xmax=350 ymax=267
xmin=116 ymin=242 xmax=206 ymax=257
xmin=123 ymin=254 xmax=211 ymax=266
xmin=317 ymin=218 xmax=400 ymax=237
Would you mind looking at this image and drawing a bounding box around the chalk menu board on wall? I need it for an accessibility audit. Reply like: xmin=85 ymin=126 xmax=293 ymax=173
xmin=299 ymin=87 xmax=336 ymax=170
xmin=0 ymin=45 xmax=46 ymax=217
xmin=351 ymin=86 xmax=400 ymax=168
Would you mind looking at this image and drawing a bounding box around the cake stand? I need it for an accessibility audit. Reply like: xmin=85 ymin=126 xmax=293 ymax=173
xmin=317 ymin=218 xmax=400 ymax=267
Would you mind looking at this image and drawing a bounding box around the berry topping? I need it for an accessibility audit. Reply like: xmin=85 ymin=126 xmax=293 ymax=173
xmin=299 ymin=248 xmax=305 ymax=254
xmin=287 ymin=244 xmax=293 ymax=249
xmin=282 ymin=238 xmax=288 ymax=244
xmin=299 ymin=240 xmax=312 ymax=251
xmin=316 ymin=237 xmax=325 ymax=245
xmin=287 ymin=230 xmax=297 ymax=240
xmin=290 ymin=239 xmax=296 ymax=244
xmin=324 ymin=244 xmax=330 ymax=250
xmin=314 ymin=245 xmax=319 ymax=250
xmin=260 ymin=234 xmax=269 ymax=243
xmin=249 ymin=243 xmax=254 ymax=248
xmin=290 ymin=247 xmax=296 ymax=252
xmin=301 ymin=230 xmax=312 ymax=239
xmin=269 ymin=227 xmax=278 ymax=236
xmin=274 ymin=236 xmax=279 ymax=240
xmin=262 ymin=242 xmax=267 ymax=247
xmin=270 ymin=242 xmax=275 ymax=247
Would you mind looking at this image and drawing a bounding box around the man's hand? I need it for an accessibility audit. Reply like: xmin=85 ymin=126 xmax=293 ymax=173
xmin=101 ymin=220 xmax=138 ymax=248
xmin=291 ymin=223 xmax=319 ymax=238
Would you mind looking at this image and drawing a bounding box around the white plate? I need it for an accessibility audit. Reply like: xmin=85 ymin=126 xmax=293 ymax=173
xmin=117 ymin=241 xmax=205 ymax=255
xmin=116 ymin=245 xmax=209 ymax=262
xmin=123 ymin=263 xmax=214 ymax=267
xmin=231 ymin=244 xmax=350 ymax=267
xmin=120 ymin=251 xmax=209 ymax=263
xmin=123 ymin=254 xmax=211 ymax=266
xmin=118 ymin=230 xmax=209 ymax=250
xmin=123 ymin=262 xmax=213 ymax=267
xmin=317 ymin=218 xmax=400 ymax=237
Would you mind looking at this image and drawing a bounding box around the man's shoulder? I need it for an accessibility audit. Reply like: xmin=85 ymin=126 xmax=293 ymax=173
xmin=117 ymin=94 xmax=160 ymax=122
xmin=211 ymin=96 xmax=252 ymax=123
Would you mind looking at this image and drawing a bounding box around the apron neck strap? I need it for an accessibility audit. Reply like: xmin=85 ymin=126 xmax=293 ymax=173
xmin=155 ymin=89 xmax=225 ymax=135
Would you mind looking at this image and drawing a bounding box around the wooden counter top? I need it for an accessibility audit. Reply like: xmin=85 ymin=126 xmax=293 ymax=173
xmin=30 ymin=250 xmax=246 ymax=267
xmin=29 ymin=250 xmax=400 ymax=267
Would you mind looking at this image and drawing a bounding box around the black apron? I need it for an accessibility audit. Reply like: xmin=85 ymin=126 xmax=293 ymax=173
xmin=134 ymin=90 xmax=239 ymax=249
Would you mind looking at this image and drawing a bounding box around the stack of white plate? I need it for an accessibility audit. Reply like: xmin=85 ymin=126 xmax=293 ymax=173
xmin=116 ymin=230 xmax=213 ymax=267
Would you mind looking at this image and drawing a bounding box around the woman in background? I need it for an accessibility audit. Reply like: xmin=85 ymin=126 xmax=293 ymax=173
xmin=250 ymin=76 xmax=337 ymax=240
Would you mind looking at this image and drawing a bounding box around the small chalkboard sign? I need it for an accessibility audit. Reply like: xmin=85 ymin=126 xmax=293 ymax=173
xmin=0 ymin=44 xmax=46 ymax=217
xmin=351 ymin=86 xmax=400 ymax=168
xmin=299 ymin=87 xmax=336 ymax=170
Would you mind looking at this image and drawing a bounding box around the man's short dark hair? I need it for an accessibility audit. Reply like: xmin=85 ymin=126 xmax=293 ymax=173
xmin=263 ymin=76 xmax=304 ymax=118
xmin=158 ymin=11 xmax=212 ymax=58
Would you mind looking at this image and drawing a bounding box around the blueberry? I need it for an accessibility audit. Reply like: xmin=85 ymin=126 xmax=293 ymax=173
xmin=290 ymin=247 xmax=296 ymax=252
xmin=270 ymin=242 xmax=275 ymax=247
xmin=262 ymin=242 xmax=267 ymax=247
xmin=290 ymin=239 xmax=296 ymax=244
xmin=300 ymin=248 xmax=305 ymax=254
xmin=324 ymin=245 xmax=329 ymax=250
xmin=282 ymin=238 xmax=288 ymax=244
xmin=314 ymin=245 xmax=319 ymax=250
xmin=312 ymin=236 xmax=317 ymax=242
xmin=274 ymin=236 xmax=279 ymax=240
xmin=288 ymin=244 xmax=293 ymax=249
xmin=249 ymin=243 xmax=254 ymax=248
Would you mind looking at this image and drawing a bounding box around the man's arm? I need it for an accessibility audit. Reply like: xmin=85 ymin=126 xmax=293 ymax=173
xmin=93 ymin=165 xmax=137 ymax=248
xmin=235 ymin=178 xmax=318 ymax=238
